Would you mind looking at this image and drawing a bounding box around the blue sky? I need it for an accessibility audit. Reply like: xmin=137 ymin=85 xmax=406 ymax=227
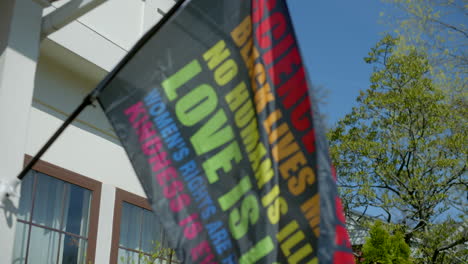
xmin=286 ymin=1 xmax=465 ymax=221
xmin=287 ymin=0 xmax=396 ymax=127
xmin=286 ymin=1 xmax=399 ymax=218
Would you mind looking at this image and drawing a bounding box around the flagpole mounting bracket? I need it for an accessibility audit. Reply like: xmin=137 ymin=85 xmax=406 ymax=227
xmin=0 ymin=178 xmax=20 ymax=206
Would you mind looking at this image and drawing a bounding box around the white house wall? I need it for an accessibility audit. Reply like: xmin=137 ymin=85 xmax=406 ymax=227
xmin=77 ymin=0 xmax=145 ymax=50
xmin=48 ymin=19 xmax=127 ymax=72
xmin=27 ymin=0 xmax=180 ymax=197
xmin=1 ymin=0 xmax=180 ymax=262
xmin=27 ymin=52 xmax=146 ymax=197
xmin=46 ymin=0 xmax=178 ymax=71
xmin=0 ymin=0 xmax=43 ymax=261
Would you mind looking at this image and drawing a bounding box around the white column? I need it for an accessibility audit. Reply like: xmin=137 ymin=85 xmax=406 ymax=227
xmin=94 ymin=184 xmax=116 ymax=263
xmin=0 ymin=0 xmax=43 ymax=262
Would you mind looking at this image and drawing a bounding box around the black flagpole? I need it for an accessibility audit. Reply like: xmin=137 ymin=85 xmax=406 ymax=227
xmin=17 ymin=93 xmax=96 ymax=180
xmin=17 ymin=0 xmax=189 ymax=180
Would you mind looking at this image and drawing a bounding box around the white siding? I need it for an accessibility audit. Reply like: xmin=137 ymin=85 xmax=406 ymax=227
xmin=27 ymin=52 xmax=146 ymax=197
xmin=2 ymin=0 xmax=180 ymax=262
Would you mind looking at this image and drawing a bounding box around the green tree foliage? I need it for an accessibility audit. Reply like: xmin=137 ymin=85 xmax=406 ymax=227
xmin=382 ymin=0 xmax=467 ymax=128
xmin=328 ymin=35 xmax=467 ymax=263
xmin=383 ymin=0 xmax=467 ymax=88
xmin=120 ymin=240 xmax=176 ymax=264
xmin=362 ymin=221 xmax=412 ymax=264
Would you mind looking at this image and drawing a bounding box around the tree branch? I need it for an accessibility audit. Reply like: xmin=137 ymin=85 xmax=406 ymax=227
xmin=432 ymin=235 xmax=468 ymax=263
xmin=429 ymin=18 xmax=468 ymax=39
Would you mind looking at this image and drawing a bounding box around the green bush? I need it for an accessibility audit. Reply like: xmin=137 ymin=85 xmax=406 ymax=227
xmin=362 ymin=221 xmax=411 ymax=264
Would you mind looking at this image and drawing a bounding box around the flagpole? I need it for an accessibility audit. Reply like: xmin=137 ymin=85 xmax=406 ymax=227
xmin=16 ymin=0 xmax=189 ymax=181
xmin=17 ymin=93 xmax=95 ymax=180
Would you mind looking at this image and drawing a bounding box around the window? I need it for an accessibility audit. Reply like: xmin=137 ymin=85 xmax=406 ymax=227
xmin=12 ymin=157 xmax=101 ymax=264
xmin=110 ymin=189 xmax=179 ymax=264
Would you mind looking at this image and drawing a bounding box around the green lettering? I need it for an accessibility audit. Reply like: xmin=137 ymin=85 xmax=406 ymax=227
xmin=190 ymin=109 xmax=232 ymax=155
xmin=255 ymin=158 xmax=274 ymax=189
xmin=248 ymin=143 xmax=267 ymax=171
xmin=234 ymin=99 xmax=254 ymax=128
xmin=162 ymin=60 xmax=201 ymax=101
xmin=277 ymin=220 xmax=299 ymax=242
xmin=202 ymin=141 xmax=242 ymax=184
xmin=215 ymin=59 xmax=238 ymax=86
xmin=239 ymin=236 xmax=274 ymax=264
xmin=203 ymin=40 xmax=230 ymax=70
xmin=226 ymin=82 xmax=249 ymax=111
xmin=229 ymin=194 xmax=259 ymax=239
xmin=218 ymin=176 xmax=252 ymax=211
xmin=240 ymin=118 xmax=259 ymax=153
xmin=289 ymin=244 xmax=313 ymax=264
xmin=175 ymin=84 xmax=217 ymax=126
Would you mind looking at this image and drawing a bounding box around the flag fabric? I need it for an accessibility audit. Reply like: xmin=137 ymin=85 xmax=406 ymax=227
xmin=97 ymin=0 xmax=354 ymax=263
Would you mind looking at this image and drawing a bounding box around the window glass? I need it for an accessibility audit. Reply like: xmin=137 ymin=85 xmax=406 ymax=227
xmin=58 ymin=234 xmax=88 ymax=264
xmin=12 ymin=221 xmax=28 ymax=264
xmin=17 ymin=173 xmax=34 ymax=221
xmin=119 ymin=202 xmax=143 ymax=249
xmin=118 ymin=248 xmax=140 ymax=264
xmin=13 ymin=170 xmax=95 ymax=264
xmin=141 ymin=209 xmax=163 ymax=253
xmin=117 ymin=202 xmax=178 ymax=264
xmin=63 ymin=184 xmax=91 ymax=236
xmin=28 ymin=226 xmax=60 ymax=264
xmin=32 ymin=173 xmax=65 ymax=229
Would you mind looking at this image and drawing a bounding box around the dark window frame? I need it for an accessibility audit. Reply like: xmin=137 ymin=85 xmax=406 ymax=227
xmin=21 ymin=155 xmax=102 ymax=264
xmin=110 ymin=188 xmax=177 ymax=264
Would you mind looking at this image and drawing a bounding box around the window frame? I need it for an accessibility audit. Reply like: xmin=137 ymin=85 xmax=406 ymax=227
xmin=110 ymin=188 xmax=177 ymax=264
xmin=21 ymin=155 xmax=102 ymax=264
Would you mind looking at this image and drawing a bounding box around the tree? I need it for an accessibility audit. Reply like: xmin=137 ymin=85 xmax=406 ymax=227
xmin=361 ymin=221 xmax=412 ymax=264
xmin=327 ymin=35 xmax=467 ymax=263
xmin=383 ymin=0 xmax=467 ymax=84
xmin=120 ymin=240 xmax=176 ymax=264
